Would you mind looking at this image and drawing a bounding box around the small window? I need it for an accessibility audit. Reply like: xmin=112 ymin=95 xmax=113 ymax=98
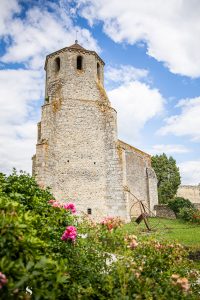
xmin=87 ymin=208 xmax=92 ymax=215
xmin=55 ymin=57 xmax=60 ymax=72
xmin=37 ymin=122 xmax=41 ymax=142
xmin=77 ymin=56 xmax=83 ymax=70
xmin=97 ymin=62 xmax=100 ymax=80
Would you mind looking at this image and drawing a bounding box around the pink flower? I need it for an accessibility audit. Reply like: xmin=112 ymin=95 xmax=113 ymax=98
xmin=48 ymin=199 xmax=56 ymax=204
xmin=171 ymin=274 xmax=190 ymax=292
xmin=52 ymin=201 xmax=61 ymax=208
xmin=129 ymin=239 xmax=138 ymax=249
xmin=155 ymin=242 xmax=163 ymax=250
xmin=61 ymin=226 xmax=77 ymax=242
xmin=101 ymin=216 xmax=123 ymax=231
xmin=0 ymin=272 xmax=8 ymax=289
xmin=63 ymin=203 xmax=76 ymax=214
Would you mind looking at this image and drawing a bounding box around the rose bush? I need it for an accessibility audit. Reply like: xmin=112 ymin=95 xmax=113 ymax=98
xmin=168 ymin=197 xmax=195 ymax=216
xmin=0 ymin=171 xmax=199 ymax=299
xmin=178 ymin=207 xmax=200 ymax=224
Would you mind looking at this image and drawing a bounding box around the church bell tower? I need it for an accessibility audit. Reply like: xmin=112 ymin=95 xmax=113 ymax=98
xmin=32 ymin=41 xmax=128 ymax=220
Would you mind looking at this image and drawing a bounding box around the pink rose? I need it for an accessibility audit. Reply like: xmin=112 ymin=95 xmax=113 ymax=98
xmin=129 ymin=240 xmax=138 ymax=249
xmin=63 ymin=203 xmax=76 ymax=214
xmin=61 ymin=226 xmax=77 ymax=241
xmin=0 ymin=272 xmax=8 ymax=289
xmin=52 ymin=201 xmax=61 ymax=208
xmin=48 ymin=199 xmax=56 ymax=204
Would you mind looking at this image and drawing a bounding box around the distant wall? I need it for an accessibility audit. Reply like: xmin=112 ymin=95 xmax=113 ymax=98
xmin=177 ymin=185 xmax=200 ymax=205
xmin=194 ymin=203 xmax=200 ymax=210
xmin=154 ymin=205 xmax=176 ymax=219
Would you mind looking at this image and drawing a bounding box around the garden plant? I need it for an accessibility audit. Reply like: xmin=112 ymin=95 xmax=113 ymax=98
xmin=0 ymin=171 xmax=200 ymax=299
xmin=168 ymin=197 xmax=200 ymax=225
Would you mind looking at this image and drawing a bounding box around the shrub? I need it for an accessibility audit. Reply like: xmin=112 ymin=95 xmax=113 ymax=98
xmin=178 ymin=207 xmax=196 ymax=222
xmin=100 ymin=216 xmax=123 ymax=231
xmin=0 ymin=171 xmax=199 ymax=299
xmin=179 ymin=207 xmax=200 ymax=224
xmin=168 ymin=197 xmax=200 ymax=225
xmin=168 ymin=197 xmax=195 ymax=216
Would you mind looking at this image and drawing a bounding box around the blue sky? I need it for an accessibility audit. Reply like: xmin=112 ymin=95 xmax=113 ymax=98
xmin=0 ymin=0 xmax=200 ymax=184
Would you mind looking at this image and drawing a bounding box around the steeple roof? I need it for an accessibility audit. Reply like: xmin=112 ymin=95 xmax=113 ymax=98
xmin=45 ymin=41 xmax=104 ymax=69
xmin=68 ymin=40 xmax=86 ymax=50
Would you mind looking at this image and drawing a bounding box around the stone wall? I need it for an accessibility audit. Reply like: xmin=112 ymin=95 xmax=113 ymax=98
xmin=33 ymin=46 xmax=127 ymax=220
xmin=154 ymin=205 xmax=176 ymax=219
xmin=34 ymin=98 xmax=128 ymax=219
xmin=33 ymin=43 xmax=158 ymax=222
xmin=117 ymin=140 xmax=158 ymax=217
xmin=194 ymin=203 xmax=200 ymax=210
xmin=177 ymin=185 xmax=200 ymax=205
xmin=45 ymin=46 xmax=106 ymax=104
xmin=146 ymin=168 xmax=158 ymax=213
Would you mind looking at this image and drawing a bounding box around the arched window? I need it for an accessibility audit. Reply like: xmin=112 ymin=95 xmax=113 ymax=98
xmin=97 ymin=62 xmax=100 ymax=80
xmin=55 ymin=57 xmax=60 ymax=72
xmin=77 ymin=56 xmax=83 ymax=70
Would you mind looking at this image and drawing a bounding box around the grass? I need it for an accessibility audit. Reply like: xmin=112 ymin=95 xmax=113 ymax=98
xmin=121 ymin=217 xmax=200 ymax=268
xmin=122 ymin=217 xmax=200 ymax=249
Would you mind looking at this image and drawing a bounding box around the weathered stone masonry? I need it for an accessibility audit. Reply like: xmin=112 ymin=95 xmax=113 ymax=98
xmin=177 ymin=185 xmax=200 ymax=210
xmin=32 ymin=42 xmax=158 ymax=221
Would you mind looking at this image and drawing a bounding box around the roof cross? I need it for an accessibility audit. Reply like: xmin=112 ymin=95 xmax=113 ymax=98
xmin=75 ymin=30 xmax=78 ymax=44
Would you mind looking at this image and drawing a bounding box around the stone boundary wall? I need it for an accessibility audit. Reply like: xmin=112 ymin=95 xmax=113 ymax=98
xmin=177 ymin=185 xmax=200 ymax=204
xmin=154 ymin=205 xmax=176 ymax=219
xmin=194 ymin=203 xmax=200 ymax=210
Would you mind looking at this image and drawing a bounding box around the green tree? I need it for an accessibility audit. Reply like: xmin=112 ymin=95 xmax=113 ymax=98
xmin=151 ymin=153 xmax=181 ymax=204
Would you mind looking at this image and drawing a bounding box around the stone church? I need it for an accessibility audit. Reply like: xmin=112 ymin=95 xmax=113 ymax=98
xmin=32 ymin=41 xmax=158 ymax=221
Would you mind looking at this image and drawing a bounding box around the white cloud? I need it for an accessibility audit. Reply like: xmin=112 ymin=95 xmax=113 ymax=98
xmin=105 ymin=65 xmax=148 ymax=84
xmin=178 ymin=160 xmax=200 ymax=185
xmin=150 ymin=144 xmax=190 ymax=155
xmin=77 ymin=0 xmax=200 ymax=78
xmin=0 ymin=123 xmax=36 ymax=174
xmin=158 ymin=97 xmax=200 ymax=141
xmin=0 ymin=2 xmax=100 ymax=174
xmin=108 ymin=81 xmax=164 ymax=144
xmin=0 ymin=69 xmax=42 ymax=174
xmin=0 ymin=69 xmax=43 ymax=123
xmin=1 ymin=3 xmax=100 ymax=69
xmin=0 ymin=0 xmax=20 ymax=35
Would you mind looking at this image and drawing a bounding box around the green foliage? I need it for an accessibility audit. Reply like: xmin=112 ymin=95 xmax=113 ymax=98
xmin=168 ymin=197 xmax=200 ymax=225
xmin=0 ymin=171 xmax=199 ymax=299
xmin=178 ymin=207 xmax=200 ymax=225
xmin=0 ymin=169 xmax=52 ymax=212
xmin=151 ymin=153 xmax=181 ymax=204
xmin=168 ymin=197 xmax=195 ymax=216
xmin=121 ymin=217 xmax=200 ymax=248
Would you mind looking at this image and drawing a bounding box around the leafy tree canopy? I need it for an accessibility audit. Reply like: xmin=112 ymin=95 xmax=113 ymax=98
xmin=151 ymin=153 xmax=181 ymax=204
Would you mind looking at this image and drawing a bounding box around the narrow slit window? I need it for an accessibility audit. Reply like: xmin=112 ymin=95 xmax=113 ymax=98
xmin=77 ymin=56 xmax=83 ymax=70
xmin=97 ymin=62 xmax=100 ymax=80
xmin=55 ymin=57 xmax=60 ymax=72
xmin=87 ymin=208 xmax=92 ymax=215
xmin=37 ymin=122 xmax=41 ymax=142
